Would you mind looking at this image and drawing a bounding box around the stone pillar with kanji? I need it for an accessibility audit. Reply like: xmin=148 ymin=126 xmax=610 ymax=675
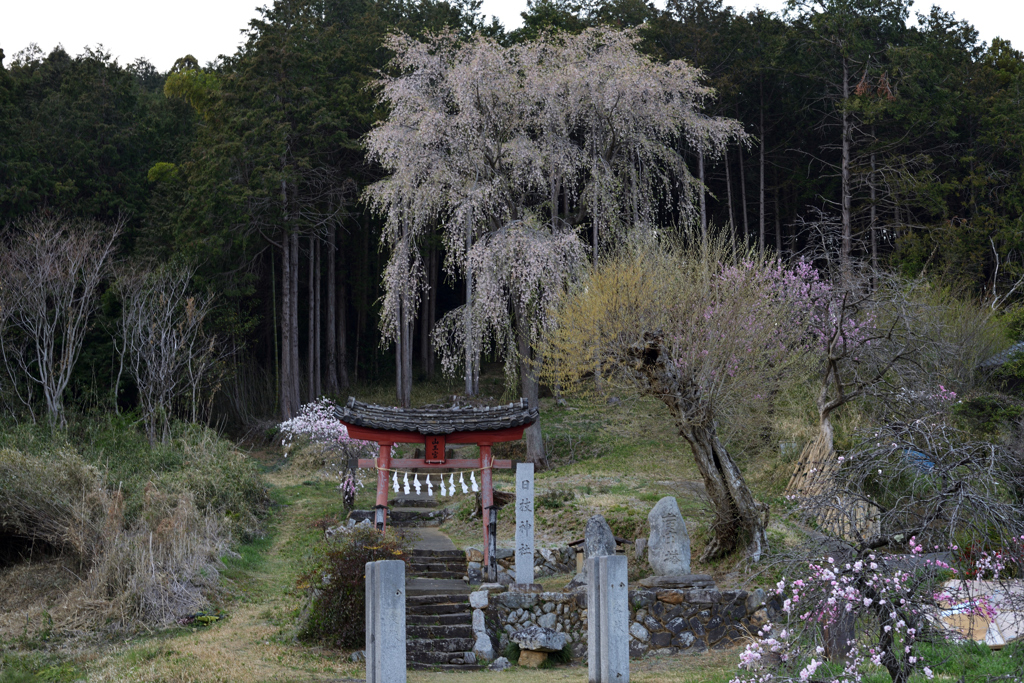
xmin=515 ymin=463 xmax=534 ymax=585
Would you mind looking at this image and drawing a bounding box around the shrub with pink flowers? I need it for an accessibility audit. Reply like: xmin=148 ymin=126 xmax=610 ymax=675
xmin=731 ymin=539 xmax=1021 ymax=683
xmin=742 ymin=412 xmax=1024 ymax=683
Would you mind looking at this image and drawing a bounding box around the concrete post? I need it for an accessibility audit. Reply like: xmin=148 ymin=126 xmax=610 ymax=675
xmin=365 ymin=559 xmax=406 ymax=683
xmin=515 ymin=462 xmax=535 ymax=585
xmin=587 ymin=555 xmax=629 ymax=683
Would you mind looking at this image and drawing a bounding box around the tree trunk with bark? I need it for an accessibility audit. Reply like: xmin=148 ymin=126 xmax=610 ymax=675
xmin=739 ymin=140 xmax=750 ymax=247
xmin=420 ymin=245 xmax=434 ymax=379
xmin=515 ymin=298 xmax=548 ymax=470
xmin=775 ymin=178 xmax=782 ymax=256
xmin=290 ymin=231 xmax=301 ymax=411
xmin=281 ymin=225 xmax=293 ymax=419
xmin=326 ymin=225 xmax=339 ymax=395
xmin=626 ymin=332 xmax=769 ymax=561
xmin=786 ymin=409 xmax=836 ymax=498
xmin=338 ymin=282 xmax=349 ymax=390
xmin=308 ymin=237 xmax=316 ymax=401
xmin=759 ymin=88 xmax=766 ymax=257
xmin=426 ymin=249 xmax=436 ymax=379
xmin=725 ymin=147 xmax=736 ymax=247
xmin=841 ymin=57 xmax=852 ymax=277
xmin=402 ymin=292 xmax=413 ymax=406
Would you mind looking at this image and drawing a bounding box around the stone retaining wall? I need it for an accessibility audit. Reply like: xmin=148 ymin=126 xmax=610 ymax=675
xmin=471 ymin=584 xmax=773 ymax=661
xmin=465 ymin=546 xmax=575 ymax=584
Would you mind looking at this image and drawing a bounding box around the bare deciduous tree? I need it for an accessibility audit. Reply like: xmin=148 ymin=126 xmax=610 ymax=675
xmin=114 ymin=262 xmax=223 ymax=445
xmin=787 ymin=271 xmax=1009 ymax=497
xmin=0 ymin=213 xmax=120 ymax=425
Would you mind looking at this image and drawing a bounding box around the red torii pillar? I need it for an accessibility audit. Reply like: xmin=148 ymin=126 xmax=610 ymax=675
xmin=341 ymin=423 xmax=523 ymax=582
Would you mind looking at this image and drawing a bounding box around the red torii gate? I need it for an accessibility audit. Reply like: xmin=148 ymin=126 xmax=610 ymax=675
xmin=335 ymin=398 xmax=538 ymax=581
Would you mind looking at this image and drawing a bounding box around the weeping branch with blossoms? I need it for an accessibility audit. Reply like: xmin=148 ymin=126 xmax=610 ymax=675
xmin=743 ymin=410 xmax=1024 ymax=683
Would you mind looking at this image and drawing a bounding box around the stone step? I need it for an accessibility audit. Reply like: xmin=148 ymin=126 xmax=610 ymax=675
xmin=409 ymin=567 xmax=465 ymax=576
xmin=407 ymin=604 xmax=471 ymax=617
xmin=409 ymin=549 xmax=466 ymax=559
xmin=406 ymin=593 xmax=470 ymax=607
xmin=407 ymin=561 xmax=467 ymax=571
xmin=408 ymin=565 xmax=466 ymax=575
xmin=408 ymin=662 xmax=486 ymax=671
xmin=407 ymin=637 xmax=477 ymax=655
xmin=408 ymin=613 xmax=473 ymax=626
xmin=406 ymin=579 xmax=472 ymax=596
xmin=389 ymin=497 xmax=440 ymax=508
xmin=407 ymin=624 xmax=475 ymax=639
xmin=410 ymin=571 xmax=465 ymax=580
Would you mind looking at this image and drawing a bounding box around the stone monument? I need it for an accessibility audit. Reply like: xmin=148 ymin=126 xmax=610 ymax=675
xmin=584 ymin=514 xmax=616 ymax=559
xmin=647 ymin=496 xmax=690 ymax=576
xmin=565 ymin=514 xmax=616 ymax=589
xmin=515 ymin=463 xmax=535 ymax=585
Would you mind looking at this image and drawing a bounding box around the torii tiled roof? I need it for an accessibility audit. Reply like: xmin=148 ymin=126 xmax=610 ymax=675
xmin=335 ymin=397 xmax=538 ymax=435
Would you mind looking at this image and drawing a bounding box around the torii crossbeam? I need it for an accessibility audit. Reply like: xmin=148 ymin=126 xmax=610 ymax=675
xmin=335 ymin=397 xmax=538 ymax=581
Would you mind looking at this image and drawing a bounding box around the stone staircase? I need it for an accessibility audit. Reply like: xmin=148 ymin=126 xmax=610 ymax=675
xmin=351 ymin=491 xmax=487 ymax=668
xmin=407 ymin=548 xmax=466 ymax=580
xmin=405 ymin=593 xmax=483 ymax=670
xmin=405 ymin=550 xmax=482 ymax=670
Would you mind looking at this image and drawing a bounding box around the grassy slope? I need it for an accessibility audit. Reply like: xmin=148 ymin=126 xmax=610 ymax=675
xmin=71 ymin=445 xmax=752 ymax=683
xmin=3 ymin=374 xmax=1021 ymax=682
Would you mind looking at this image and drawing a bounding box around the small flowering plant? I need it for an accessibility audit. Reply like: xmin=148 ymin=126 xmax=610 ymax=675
xmin=278 ymin=397 xmax=362 ymax=451
xmin=278 ymin=398 xmax=375 ymax=509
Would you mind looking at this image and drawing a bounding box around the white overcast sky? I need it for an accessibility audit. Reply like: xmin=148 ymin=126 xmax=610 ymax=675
xmin=2 ymin=0 xmax=1022 ymax=73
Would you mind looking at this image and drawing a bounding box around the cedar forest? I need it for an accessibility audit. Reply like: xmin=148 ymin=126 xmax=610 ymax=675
xmin=4 ymin=0 xmax=1024 ymax=430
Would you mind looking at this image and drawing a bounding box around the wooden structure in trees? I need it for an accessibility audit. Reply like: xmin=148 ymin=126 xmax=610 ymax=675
xmin=336 ymin=397 xmax=538 ymax=581
xmin=786 ymin=443 xmax=880 ymax=542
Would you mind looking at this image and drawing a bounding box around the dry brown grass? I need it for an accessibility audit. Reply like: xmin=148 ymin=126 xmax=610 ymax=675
xmin=86 ymin=602 xmax=366 ymax=682
xmin=0 ymin=441 xmax=248 ymax=636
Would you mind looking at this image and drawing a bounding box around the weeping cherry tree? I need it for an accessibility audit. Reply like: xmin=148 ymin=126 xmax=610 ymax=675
xmin=365 ymin=28 xmax=743 ymax=466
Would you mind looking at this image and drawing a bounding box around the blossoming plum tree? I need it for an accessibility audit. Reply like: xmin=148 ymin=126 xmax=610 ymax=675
xmin=365 ymin=28 xmax=743 ymax=466
xmin=544 ymin=239 xmax=825 ymax=561
xmin=744 ymin=412 xmax=1024 ymax=682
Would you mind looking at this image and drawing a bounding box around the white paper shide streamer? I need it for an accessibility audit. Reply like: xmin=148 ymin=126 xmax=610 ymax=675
xmin=381 ymin=466 xmax=490 ymax=499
